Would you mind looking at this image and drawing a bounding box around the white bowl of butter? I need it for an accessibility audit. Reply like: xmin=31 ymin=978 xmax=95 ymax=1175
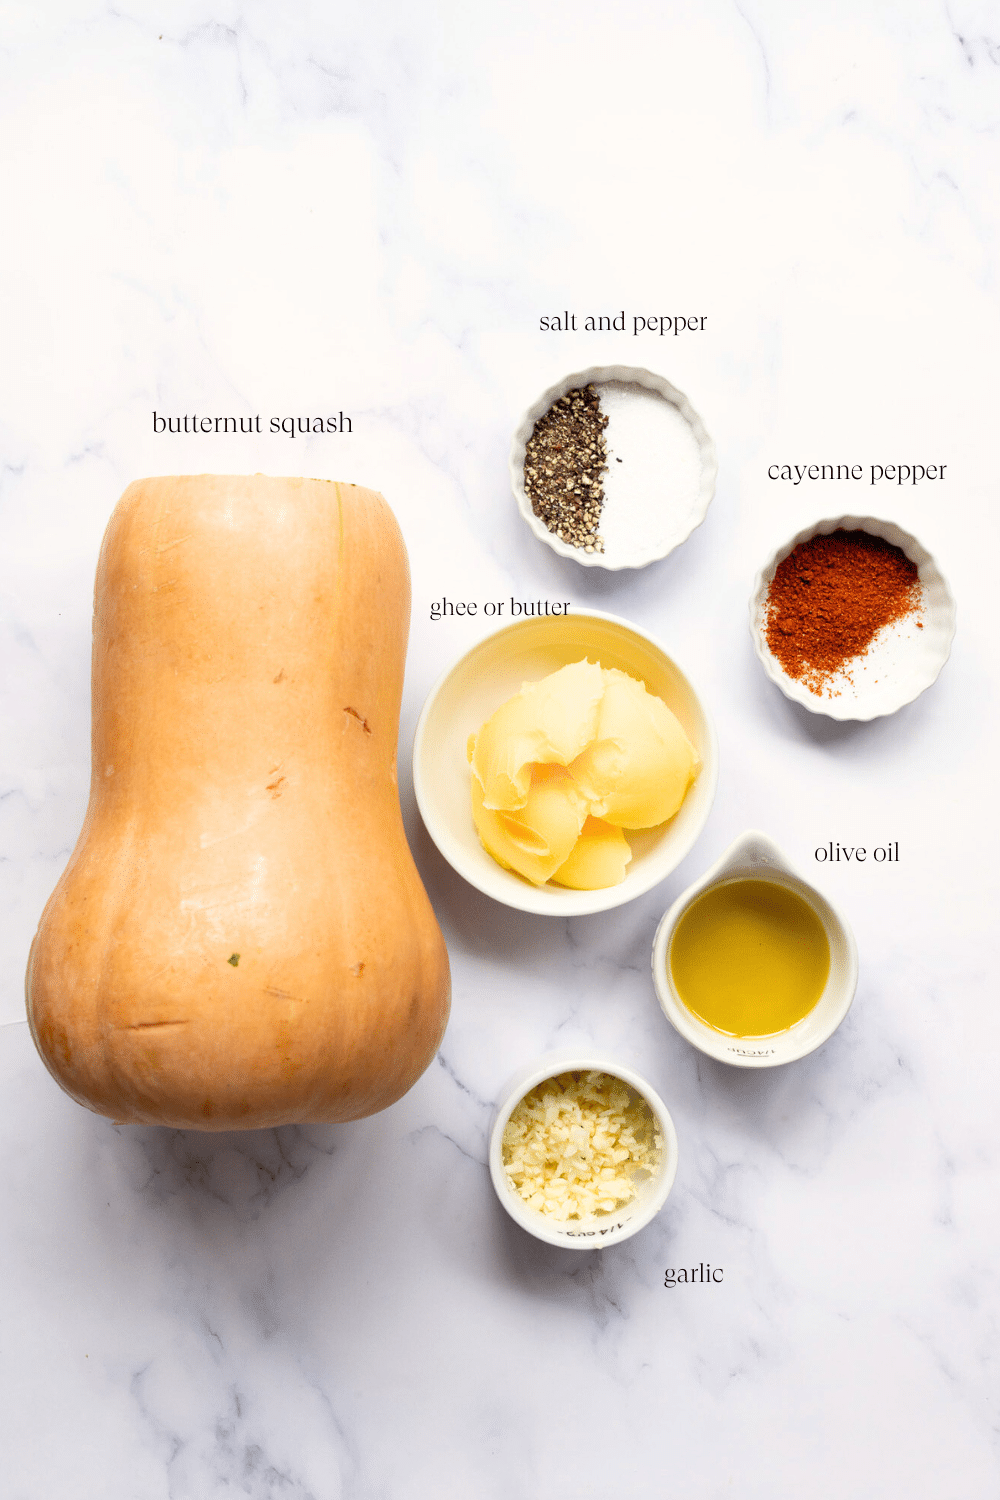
xmin=413 ymin=611 xmax=718 ymax=915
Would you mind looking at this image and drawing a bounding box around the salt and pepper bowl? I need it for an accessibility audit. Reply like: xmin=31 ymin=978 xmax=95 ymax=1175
xmin=651 ymin=830 xmax=858 ymax=1068
xmin=509 ymin=365 xmax=717 ymax=571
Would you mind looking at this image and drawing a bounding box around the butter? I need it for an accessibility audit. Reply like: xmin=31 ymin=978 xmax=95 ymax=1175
xmin=570 ymin=669 xmax=698 ymax=828
xmin=550 ymin=815 xmax=631 ymax=890
xmin=471 ymin=764 xmax=588 ymax=886
xmin=468 ymin=659 xmax=604 ymax=811
xmin=468 ymin=660 xmax=699 ymax=888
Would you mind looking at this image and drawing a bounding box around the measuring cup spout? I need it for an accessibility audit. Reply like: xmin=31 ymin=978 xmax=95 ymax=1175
xmin=707 ymin=830 xmax=792 ymax=883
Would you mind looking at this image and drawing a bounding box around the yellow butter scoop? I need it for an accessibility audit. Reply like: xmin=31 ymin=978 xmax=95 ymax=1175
xmin=468 ymin=660 xmax=699 ymax=888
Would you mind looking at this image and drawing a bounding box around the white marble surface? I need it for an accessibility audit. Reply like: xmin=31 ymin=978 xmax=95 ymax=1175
xmin=1 ymin=3 xmax=998 ymax=1495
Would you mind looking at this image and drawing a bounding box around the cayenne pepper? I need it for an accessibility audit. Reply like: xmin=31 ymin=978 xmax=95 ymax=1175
xmin=765 ymin=529 xmax=923 ymax=696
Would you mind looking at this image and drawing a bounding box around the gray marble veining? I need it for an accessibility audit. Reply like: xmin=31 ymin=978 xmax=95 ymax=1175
xmin=1 ymin=3 xmax=997 ymax=1495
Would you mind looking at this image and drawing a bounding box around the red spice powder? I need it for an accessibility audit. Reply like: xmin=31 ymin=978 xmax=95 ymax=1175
xmin=765 ymin=529 xmax=923 ymax=696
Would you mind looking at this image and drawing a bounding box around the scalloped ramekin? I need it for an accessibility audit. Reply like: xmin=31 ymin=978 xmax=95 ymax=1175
xmin=749 ymin=514 xmax=956 ymax=721
xmin=510 ymin=365 xmax=716 ymax=570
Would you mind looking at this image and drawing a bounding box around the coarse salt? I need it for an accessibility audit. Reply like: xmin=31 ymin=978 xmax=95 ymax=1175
xmin=599 ymin=381 xmax=704 ymax=564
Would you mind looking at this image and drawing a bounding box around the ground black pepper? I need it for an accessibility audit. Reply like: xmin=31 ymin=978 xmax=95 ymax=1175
xmin=523 ymin=385 xmax=609 ymax=553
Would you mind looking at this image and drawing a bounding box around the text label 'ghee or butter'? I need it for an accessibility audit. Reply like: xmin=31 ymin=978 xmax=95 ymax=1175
xmin=429 ymin=598 xmax=571 ymax=622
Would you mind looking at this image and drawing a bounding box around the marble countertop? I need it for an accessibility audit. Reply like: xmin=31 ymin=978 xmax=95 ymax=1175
xmin=1 ymin=4 xmax=997 ymax=1496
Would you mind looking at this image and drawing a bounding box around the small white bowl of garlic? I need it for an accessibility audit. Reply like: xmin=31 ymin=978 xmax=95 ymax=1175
xmin=489 ymin=1052 xmax=679 ymax=1248
xmin=412 ymin=611 xmax=718 ymax=916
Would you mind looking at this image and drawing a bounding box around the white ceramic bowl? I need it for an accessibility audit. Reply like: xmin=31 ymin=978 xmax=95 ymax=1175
xmin=749 ymin=514 xmax=956 ymax=721
xmin=510 ymin=365 xmax=717 ymax=570
xmin=412 ymin=611 xmax=718 ymax=915
xmin=489 ymin=1052 xmax=679 ymax=1249
xmin=651 ymin=831 xmax=858 ymax=1068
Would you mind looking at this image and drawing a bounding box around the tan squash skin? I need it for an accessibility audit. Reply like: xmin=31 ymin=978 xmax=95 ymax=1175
xmin=26 ymin=475 xmax=450 ymax=1130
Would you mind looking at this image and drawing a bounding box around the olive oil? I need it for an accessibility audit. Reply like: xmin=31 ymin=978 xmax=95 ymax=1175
xmin=669 ymin=879 xmax=830 ymax=1037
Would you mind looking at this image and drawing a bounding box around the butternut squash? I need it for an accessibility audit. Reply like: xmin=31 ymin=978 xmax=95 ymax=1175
xmin=26 ymin=475 xmax=450 ymax=1130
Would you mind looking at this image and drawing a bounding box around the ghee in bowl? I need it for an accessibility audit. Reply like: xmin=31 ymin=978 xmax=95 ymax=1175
xmin=651 ymin=831 xmax=857 ymax=1067
xmin=412 ymin=611 xmax=718 ymax=916
xmin=467 ymin=659 xmax=700 ymax=891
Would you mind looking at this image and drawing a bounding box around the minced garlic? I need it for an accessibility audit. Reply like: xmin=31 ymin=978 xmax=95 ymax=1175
xmin=501 ymin=1070 xmax=662 ymax=1221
